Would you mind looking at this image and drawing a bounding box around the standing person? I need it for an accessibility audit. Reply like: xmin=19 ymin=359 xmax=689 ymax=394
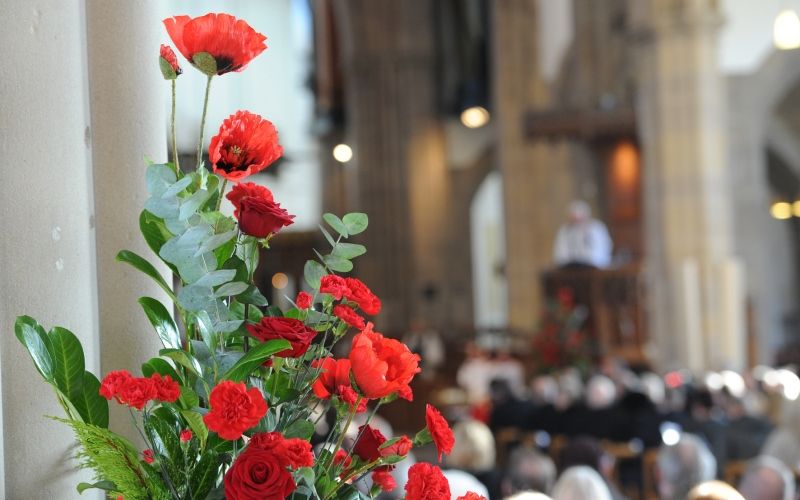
xmin=553 ymin=201 xmax=613 ymax=268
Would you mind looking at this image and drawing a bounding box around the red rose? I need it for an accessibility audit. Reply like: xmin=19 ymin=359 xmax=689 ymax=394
xmin=163 ymin=13 xmax=267 ymax=75
xmin=295 ymin=291 xmax=312 ymax=309
xmin=142 ymin=449 xmax=155 ymax=464
xmin=405 ymin=463 xmax=451 ymax=500
xmin=353 ymin=425 xmax=386 ymax=463
xmin=237 ymin=196 xmax=294 ymax=238
xmin=333 ymin=304 xmax=366 ymax=330
xmin=247 ymin=317 xmax=316 ymax=358
xmin=226 ymin=182 xmax=274 ymax=218
xmin=151 ymin=373 xmax=180 ymax=403
xmin=203 ymin=381 xmax=267 ymax=440
xmin=425 ymin=404 xmax=455 ymax=461
xmin=319 ymin=274 xmax=348 ymax=300
xmin=372 ymin=470 xmax=397 ymax=492
xmin=248 ymin=432 xmax=314 ymax=469
xmin=224 ymin=447 xmax=296 ymax=500
xmin=159 ymin=44 xmax=182 ymax=79
xmin=382 ymin=435 xmax=413 ymax=458
xmin=344 ymin=278 xmax=381 ymax=315
xmin=209 ymin=110 xmax=284 ymax=182
xmin=118 ymin=377 xmax=158 ymax=410
xmin=180 ymin=429 xmax=193 ymax=442
xmin=349 ymin=323 xmax=420 ymax=400
xmin=457 ymin=493 xmax=487 ymax=500
xmin=99 ymin=370 xmax=133 ymax=402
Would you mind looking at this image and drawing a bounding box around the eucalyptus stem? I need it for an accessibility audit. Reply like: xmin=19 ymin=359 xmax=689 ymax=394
xmin=196 ymin=75 xmax=213 ymax=168
xmin=170 ymin=79 xmax=180 ymax=174
xmin=215 ymin=179 xmax=228 ymax=211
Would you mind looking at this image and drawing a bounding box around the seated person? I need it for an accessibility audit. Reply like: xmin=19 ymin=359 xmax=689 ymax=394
xmin=551 ymin=466 xmax=613 ymax=500
xmin=656 ymin=433 xmax=717 ymax=500
xmin=502 ymin=447 xmax=556 ymax=497
xmin=737 ymin=455 xmax=795 ymax=500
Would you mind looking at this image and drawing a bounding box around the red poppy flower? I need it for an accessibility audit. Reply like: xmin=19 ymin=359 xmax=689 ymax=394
xmin=311 ymin=357 xmax=366 ymax=412
xmin=457 ymin=493 xmax=487 ymax=500
xmin=203 ymin=381 xmax=267 ymax=440
xmin=425 ymin=404 xmax=455 ymax=461
xmin=159 ymin=44 xmax=182 ymax=79
xmin=405 ymin=463 xmax=451 ymax=500
xmin=349 ymin=323 xmax=421 ymax=400
xmin=163 ymin=13 xmax=267 ymax=75
xmin=333 ymin=304 xmax=366 ymax=330
xmin=295 ymin=291 xmax=312 ymax=309
xmin=224 ymin=447 xmax=296 ymax=499
xmin=344 ymin=277 xmax=381 ymax=315
xmin=151 ymin=373 xmax=180 ymax=403
xmin=372 ymin=470 xmax=397 ymax=492
xmin=319 ymin=274 xmax=348 ymax=300
xmin=209 ymin=110 xmax=283 ymax=182
xmin=247 ymin=317 xmax=316 ymax=358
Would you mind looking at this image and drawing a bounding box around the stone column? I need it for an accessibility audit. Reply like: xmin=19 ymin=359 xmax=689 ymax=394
xmin=0 ymin=1 xmax=100 ymax=498
xmin=85 ymin=0 xmax=171 ymax=438
xmin=632 ymin=0 xmax=745 ymax=370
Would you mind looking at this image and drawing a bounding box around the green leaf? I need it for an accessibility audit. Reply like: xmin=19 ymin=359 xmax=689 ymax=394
xmin=142 ymin=358 xmax=181 ymax=382
xmin=283 ymin=419 xmax=315 ymax=440
xmin=138 ymin=297 xmax=181 ymax=350
xmin=179 ymin=189 xmax=212 ymax=221
xmin=222 ymin=339 xmax=291 ymax=382
xmin=189 ymin=450 xmax=219 ymax=499
xmin=194 ymin=229 xmax=238 ymax=257
xmin=160 ymin=349 xmax=202 ymax=377
xmin=323 ymin=255 xmax=353 ymax=273
xmin=71 ymin=371 xmax=109 ymax=428
xmin=214 ymin=281 xmax=248 ymax=298
xmin=323 ymin=213 xmax=349 ymax=237
xmin=237 ymin=285 xmax=268 ymax=307
xmin=139 ymin=211 xmax=174 ymax=263
xmin=49 ymin=326 xmax=85 ymax=402
xmin=14 ymin=316 xmax=54 ymax=382
xmin=195 ymin=269 xmax=237 ymax=288
xmin=332 ymin=242 xmax=367 ymax=260
xmin=145 ymin=414 xmax=184 ymax=486
xmin=413 ymin=427 xmax=433 ymax=446
xmin=193 ymin=311 xmax=219 ymax=352
xmin=178 ymin=386 xmax=200 ymax=410
xmin=181 ymin=410 xmax=208 ymax=449
xmin=319 ymin=225 xmax=337 ymax=248
xmin=192 ymin=52 xmax=218 ymax=75
xmin=117 ymin=250 xmax=175 ymax=300
xmin=342 ymin=213 xmax=368 ymax=235
xmin=146 ymin=163 xmax=178 ymax=197
xmin=304 ymin=260 xmax=327 ymax=288
xmin=76 ymin=480 xmax=117 ymax=494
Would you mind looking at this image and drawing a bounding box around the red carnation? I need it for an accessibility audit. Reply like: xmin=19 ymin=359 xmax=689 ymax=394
xmin=349 ymin=323 xmax=420 ymax=400
xmin=210 ymin=110 xmax=283 ymax=182
xmin=372 ymin=470 xmax=397 ymax=492
xmin=203 ymin=381 xmax=267 ymax=440
xmin=224 ymin=447 xmax=296 ymax=500
xmin=180 ymin=429 xmax=193 ymax=442
xmin=163 ymin=13 xmax=267 ymax=75
xmin=247 ymin=317 xmax=316 ymax=358
xmin=319 ymin=274 xmax=348 ymax=300
xmin=344 ymin=278 xmax=381 ymax=315
xmin=333 ymin=449 xmax=352 ymax=469
xmin=151 ymin=373 xmax=180 ymax=403
xmin=226 ymin=182 xmax=273 ymax=218
xmin=333 ymin=304 xmax=366 ymax=330
xmin=457 ymin=493 xmax=487 ymax=500
xmin=311 ymin=357 xmax=365 ymax=411
xmin=118 ymin=377 xmax=158 ymax=410
xmin=159 ymin=44 xmax=182 ymax=79
xmin=99 ymin=370 xmax=133 ymax=402
xmin=249 ymin=432 xmax=314 ymax=468
xmin=405 ymin=463 xmax=451 ymax=500
xmin=425 ymin=404 xmax=455 ymax=461
xmin=295 ymin=291 xmax=312 ymax=309
xmin=382 ymin=435 xmax=413 ymax=458
xmin=142 ymin=449 xmax=154 ymax=464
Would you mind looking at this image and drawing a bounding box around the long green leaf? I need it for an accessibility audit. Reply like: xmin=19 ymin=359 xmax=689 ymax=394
xmin=49 ymin=326 xmax=85 ymax=402
xmin=14 ymin=316 xmax=54 ymax=381
xmin=160 ymin=349 xmax=202 ymax=377
xmin=138 ymin=297 xmax=181 ymax=350
xmin=71 ymin=371 xmax=109 ymax=428
xmin=222 ymin=339 xmax=291 ymax=382
xmin=142 ymin=358 xmax=181 ymax=382
xmin=145 ymin=414 xmax=183 ymax=487
xmin=117 ymin=250 xmax=175 ymax=300
xmin=189 ymin=450 xmax=219 ymax=500
xmin=181 ymin=410 xmax=208 ymax=449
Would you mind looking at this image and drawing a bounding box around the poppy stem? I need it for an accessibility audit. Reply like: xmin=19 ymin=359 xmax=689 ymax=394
xmin=215 ymin=179 xmax=228 ymax=211
xmin=170 ymin=79 xmax=180 ymax=175
xmin=196 ymin=75 xmax=213 ymax=168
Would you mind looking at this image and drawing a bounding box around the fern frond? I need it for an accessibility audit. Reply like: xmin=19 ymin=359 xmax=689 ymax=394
xmin=51 ymin=417 xmax=172 ymax=500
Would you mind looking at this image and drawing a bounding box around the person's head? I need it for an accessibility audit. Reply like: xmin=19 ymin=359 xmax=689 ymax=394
xmin=531 ymin=375 xmax=558 ymax=405
xmin=505 ymin=493 xmax=553 ymax=500
xmin=640 ymin=372 xmax=667 ymax=406
xmin=686 ymin=388 xmax=715 ymax=420
xmin=448 ymin=419 xmax=496 ymax=472
xmin=738 ymin=456 xmax=796 ymax=500
xmin=585 ymin=375 xmax=617 ymax=410
xmin=551 ymin=466 xmax=612 ymax=500
xmin=656 ymin=433 xmax=717 ymax=500
xmin=559 ymin=436 xmax=614 ymax=480
xmin=687 ymin=480 xmax=745 ymax=500
xmin=490 ymin=378 xmax=516 ymax=405
xmin=567 ymin=200 xmax=591 ymax=224
xmin=503 ymin=447 xmax=556 ymax=496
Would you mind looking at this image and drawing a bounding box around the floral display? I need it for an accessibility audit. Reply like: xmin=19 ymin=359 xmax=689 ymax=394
xmin=531 ymin=287 xmax=594 ymax=374
xmin=13 ymin=11 xmax=470 ymax=499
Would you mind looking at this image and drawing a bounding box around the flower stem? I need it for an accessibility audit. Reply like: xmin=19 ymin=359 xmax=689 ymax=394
xmin=215 ymin=179 xmax=228 ymax=211
xmin=196 ymin=75 xmax=213 ymax=168
xmin=326 ymin=397 xmax=361 ymax=473
xmin=170 ymin=79 xmax=180 ymax=175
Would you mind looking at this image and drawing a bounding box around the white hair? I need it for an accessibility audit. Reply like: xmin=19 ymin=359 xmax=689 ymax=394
xmin=551 ymin=466 xmax=612 ymax=500
xmin=568 ymin=200 xmax=591 ymax=219
xmin=505 ymin=493 xmax=553 ymax=500
xmin=657 ymin=433 xmax=717 ymax=500
xmin=448 ymin=419 xmax=496 ymax=471
xmin=738 ymin=455 xmax=795 ymax=500
xmin=585 ymin=375 xmax=617 ymax=410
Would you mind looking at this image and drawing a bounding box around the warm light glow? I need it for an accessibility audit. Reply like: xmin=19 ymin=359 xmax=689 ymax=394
xmin=332 ymin=143 xmax=353 ymax=163
xmin=778 ymin=368 xmax=800 ymax=400
xmin=662 ymin=427 xmax=681 ymax=446
xmin=722 ymin=370 xmax=746 ymax=398
xmin=460 ymin=106 xmax=490 ymax=128
xmin=792 ymin=200 xmax=800 ymax=217
xmin=771 ymin=201 xmax=792 ymax=219
xmin=704 ymin=372 xmax=724 ymax=391
xmin=271 ymin=272 xmax=289 ymax=289
xmin=774 ymin=9 xmax=800 ymax=50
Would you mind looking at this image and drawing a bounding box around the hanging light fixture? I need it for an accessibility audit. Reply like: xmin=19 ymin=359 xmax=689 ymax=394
xmin=770 ymin=200 xmax=793 ymax=219
xmin=332 ymin=143 xmax=353 ymax=163
xmin=774 ymin=9 xmax=800 ymax=50
xmin=460 ymin=106 xmax=491 ymax=128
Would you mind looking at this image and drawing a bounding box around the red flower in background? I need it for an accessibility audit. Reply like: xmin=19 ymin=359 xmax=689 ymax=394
xmin=180 ymin=429 xmax=193 ymax=442
xmin=382 ymin=435 xmax=413 ymax=458
xmin=224 ymin=447 xmax=296 ymax=500
xmin=163 ymin=13 xmax=267 ymax=75
xmin=349 ymin=323 xmax=420 ymax=401
xmin=247 ymin=317 xmax=316 ymax=358
xmin=249 ymin=432 xmax=314 ymax=468
xmin=203 ymin=381 xmax=267 ymax=440
xmin=311 ymin=357 xmax=366 ymax=412
xmin=333 ymin=304 xmax=366 ymax=330
xmin=320 ymin=274 xmax=348 ymax=300
xmin=425 ymin=404 xmax=455 ymax=461
xmin=405 ymin=463 xmax=451 ymax=500
xmin=457 ymin=493 xmax=487 ymax=500
xmin=210 ymin=110 xmax=283 ymax=182
xmin=151 ymin=373 xmax=180 ymax=403
xmin=142 ymin=449 xmax=154 ymax=464
xmin=118 ymin=377 xmax=158 ymax=410
xmin=344 ymin=277 xmax=381 ymax=315
xmin=333 ymin=449 xmax=352 ymax=469
xmin=295 ymin=291 xmax=312 ymax=309
xmin=159 ymin=44 xmax=182 ymax=79
xmin=99 ymin=370 xmax=133 ymax=402
xmin=372 ymin=470 xmax=397 ymax=492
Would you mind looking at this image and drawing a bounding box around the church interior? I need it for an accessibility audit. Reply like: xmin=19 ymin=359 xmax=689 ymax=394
xmin=6 ymin=0 xmax=800 ymax=499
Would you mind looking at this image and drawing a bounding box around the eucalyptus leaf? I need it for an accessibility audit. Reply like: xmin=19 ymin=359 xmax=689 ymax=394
xmin=323 ymin=213 xmax=348 ymax=237
xmin=179 ymin=189 xmax=212 ymax=220
xmin=303 ymin=260 xmax=326 ymax=289
xmin=194 ymin=229 xmax=238 ymax=257
xmin=342 ymin=212 xmax=368 ymax=235
xmin=145 ymin=163 xmax=177 ymax=197
xmin=323 ymin=255 xmax=353 ymax=273
xmin=332 ymin=242 xmax=367 ymax=260
xmin=214 ymin=281 xmax=249 ymax=298
xmin=162 ymin=176 xmax=193 ymax=199
xmin=194 ymin=269 xmax=237 ymax=288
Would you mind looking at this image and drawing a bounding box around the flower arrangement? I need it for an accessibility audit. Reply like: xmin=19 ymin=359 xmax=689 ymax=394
xmin=14 ymin=12 xmax=483 ymax=500
xmin=531 ymin=287 xmax=594 ymax=375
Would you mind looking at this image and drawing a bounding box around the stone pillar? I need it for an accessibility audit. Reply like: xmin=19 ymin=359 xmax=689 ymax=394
xmin=85 ymin=0 xmax=171 ymax=438
xmin=632 ymin=0 xmax=745 ymax=370
xmin=0 ymin=2 xmax=100 ymax=498
xmin=492 ymin=0 xmax=577 ymax=332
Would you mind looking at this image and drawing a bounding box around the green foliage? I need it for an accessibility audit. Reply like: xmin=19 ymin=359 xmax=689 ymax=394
xmin=222 ymin=339 xmax=291 ymax=381
xmin=139 ymin=297 xmax=182 ymax=350
xmin=15 ymin=316 xmax=54 ymax=382
xmin=117 ymin=250 xmax=176 ymax=300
